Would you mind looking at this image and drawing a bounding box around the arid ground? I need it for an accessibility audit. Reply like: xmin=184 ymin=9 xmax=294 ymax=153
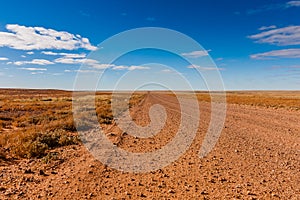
xmin=0 ymin=89 xmax=299 ymax=199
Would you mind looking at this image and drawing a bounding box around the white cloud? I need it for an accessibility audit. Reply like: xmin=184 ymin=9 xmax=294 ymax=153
xmin=31 ymin=71 xmax=44 ymax=75
xmin=216 ymin=57 xmax=223 ymax=61
xmin=250 ymin=48 xmax=300 ymax=59
xmin=51 ymin=73 xmax=63 ymax=76
xmin=128 ymin=66 xmax=150 ymax=70
xmin=41 ymin=51 xmax=86 ymax=58
xmin=0 ymin=57 xmax=8 ymax=61
xmin=258 ymin=25 xmax=277 ymax=31
xmin=57 ymin=56 xmax=150 ymax=71
xmin=111 ymin=65 xmax=150 ymax=71
xmin=55 ymin=57 xmax=87 ymax=64
xmin=55 ymin=56 xmax=114 ymax=70
xmin=13 ymin=59 xmax=54 ymax=66
xmin=247 ymin=1 xmax=300 ymax=14
xmin=0 ymin=24 xmax=97 ymax=51
xmin=55 ymin=57 xmax=97 ymax=65
xmin=187 ymin=65 xmax=224 ymax=71
xmin=248 ymin=26 xmax=300 ymax=46
xmin=287 ymin=1 xmax=300 ymax=7
xmin=21 ymin=55 xmax=26 ymax=58
xmin=181 ymin=50 xmax=211 ymax=58
xmin=161 ymin=69 xmax=172 ymax=73
xmin=112 ymin=65 xmax=127 ymax=70
xmin=19 ymin=67 xmax=47 ymax=71
xmin=26 ymin=51 xmax=34 ymax=55
xmin=60 ymin=53 xmax=86 ymax=58
xmin=75 ymin=69 xmax=101 ymax=73
xmin=92 ymin=64 xmax=115 ymax=69
xmin=41 ymin=51 xmax=58 ymax=55
xmin=269 ymin=65 xmax=300 ymax=70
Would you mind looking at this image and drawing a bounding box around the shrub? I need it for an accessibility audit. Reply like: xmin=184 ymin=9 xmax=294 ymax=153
xmin=8 ymin=130 xmax=79 ymax=158
xmin=26 ymin=141 xmax=48 ymax=158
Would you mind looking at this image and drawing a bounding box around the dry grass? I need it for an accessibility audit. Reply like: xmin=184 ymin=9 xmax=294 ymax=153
xmin=0 ymin=89 xmax=145 ymax=159
xmin=194 ymin=91 xmax=300 ymax=110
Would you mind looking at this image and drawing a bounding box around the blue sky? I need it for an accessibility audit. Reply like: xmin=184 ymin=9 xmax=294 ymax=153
xmin=0 ymin=0 xmax=299 ymax=90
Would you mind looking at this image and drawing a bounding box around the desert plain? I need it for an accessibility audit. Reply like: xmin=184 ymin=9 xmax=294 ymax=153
xmin=0 ymin=89 xmax=299 ymax=199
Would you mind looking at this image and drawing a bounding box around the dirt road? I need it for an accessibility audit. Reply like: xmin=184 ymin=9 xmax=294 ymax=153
xmin=1 ymin=92 xmax=299 ymax=199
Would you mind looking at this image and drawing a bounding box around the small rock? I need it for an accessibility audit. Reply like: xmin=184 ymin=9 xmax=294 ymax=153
xmin=247 ymin=191 xmax=256 ymax=195
xmin=18 ymin=191 xmax=24 ymax=196
xmin=140 ymin=193 xmax=146 ymax=197
xmin=271 ymin=193 xmax=279 ymax=197
xmin=24 ymin=169 xmax=34 ymax=174
xmin=210 ymin=179 xmax=216 ymax=183
xmin=220 ymin=178 xmax=227 ymax=182
xmin=168 ymin=189 xmax=175 ymax=194
xmin=201 ymin=190 xmax=208 ymax=195
xmin=39 ymin=170 xmax=46 ymax=176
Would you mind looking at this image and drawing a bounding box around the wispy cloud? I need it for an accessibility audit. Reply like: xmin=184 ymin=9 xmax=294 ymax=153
xmin=187 ymin=65 xmax=224 ymax=71
xmin=91 ymin=64 xmax=115 ymax=69
xmin=51 ymin=73 xmax=63 ymax=76
xmin=26 ymin=51 xmax=34 ymax=55
xmin=146 ymin=17 xmax=155 ymax=21
xmin=79 ymin=10 xmax=91 ymax=17
xmin=13 ymin=59 xmax=54 ymax=66
xmin=248 ymin=26 xmax=300 ymax=46
xmin=31 ymin=71 xmax=45 ymax=75
xmin=250 ymin=48 xmax=300 ymax=59
xmin=269 ymin=65 xmax=300 ymax=70
xmin=54 ymin=57 xmax=112 ymax=69
xmin=112 ymin=65 xmax=150 ymax=71
xmin=0 ymin=24 xmax=97 ymax=51
xmin=161 ymin=69 xmax=172 ymax=73
xmin=19 ymin=67 xmax=47 ymax=71
xmin=128 ymin=66 xmax=150 ymax=70
xmin=112 ymin=65 xmax=128 ymax=70
xmin=75 ymin=69 xmax=101 ymax=73
xmin=55 ymin=57 xmax=95 ymax=64
xmin=258 ymin=25 xmax=277 ymax=31
xmin=41 ymin=51 xmax=86 ymax=58
xmin=247 ymin=1 xmax=300 ymax=14
xmin=0 ymin=57 xmax=8 ymax=61
xmin=181 ymin=50 xmax=211 ymax=58
xmin=287 ymin=1 xmax=300 ymax=7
